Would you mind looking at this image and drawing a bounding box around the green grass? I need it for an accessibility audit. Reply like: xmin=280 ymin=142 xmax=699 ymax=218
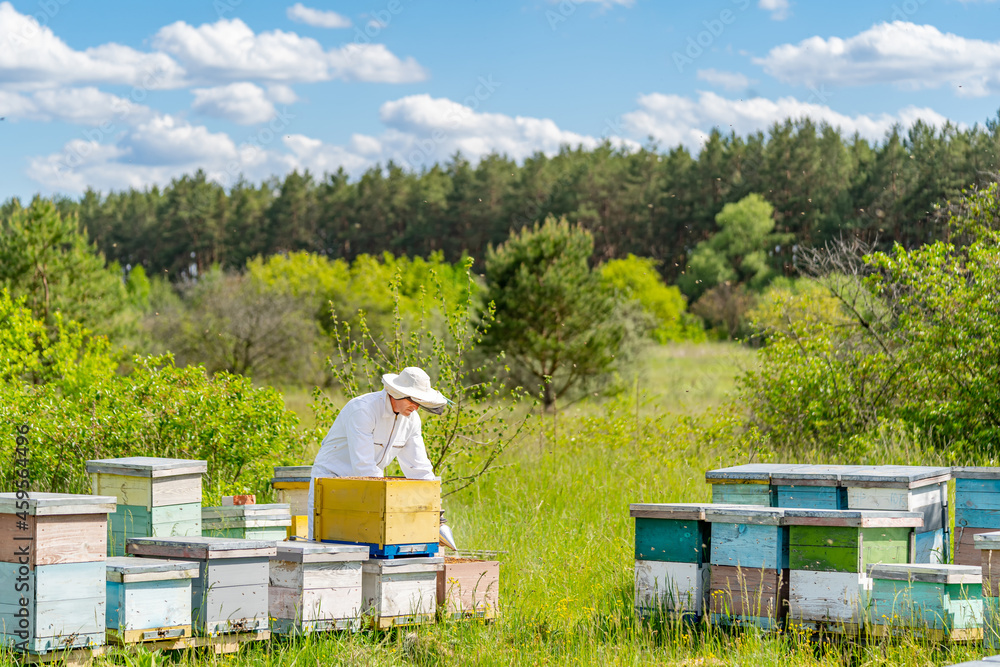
xmin=4 ymin=342 xmax=988 ymax=666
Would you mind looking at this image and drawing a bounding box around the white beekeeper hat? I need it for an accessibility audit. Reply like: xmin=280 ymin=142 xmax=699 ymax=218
xmin=382 ymin=367 xmax=449 ymax=414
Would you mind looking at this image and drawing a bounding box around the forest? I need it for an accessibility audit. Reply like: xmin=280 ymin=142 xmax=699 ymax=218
xmin=28 ymin=116 xmax=1000 ymax=286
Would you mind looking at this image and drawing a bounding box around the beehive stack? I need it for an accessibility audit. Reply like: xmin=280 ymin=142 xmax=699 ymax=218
xmin=313 ymin=477 xmax=441 ymax=558
xmin=975 ymin=531 xmax=1000 ymax=648
xmin=629 ymin=503 xmax=713 ymax=619
xmin=202 ymin=504 xmax=291 ymax=541
xmin=840 ymin=466 xmax=951 ymax=564
xmin=0 ymin=492 xmax=115 ymax=654
xmin=127 ymin=536 xmax=275 ymax=638
xmin=269 ymin=542 xmax=369 ymax=634
xmin=437 ymin=557 xmax=500 ymax=621
xmin=271 ymin=466 xmax=312 ymax=539
xmin=704 ymin=506 xmax=789 ymax=629
xmin=953 ymin=468 xmax=1000 ymax=566
xmin=866 ymin=563 xmax=983 ymax=641
xmin=87 ymin=457 xmax=206 ymax=556
xmin=361 ymin=557 xmax=443 ymax=628
xmin=784 ymin=508 xmax=922 ymax=632
xmin=105 ymin=556 xmax=198 ymax=645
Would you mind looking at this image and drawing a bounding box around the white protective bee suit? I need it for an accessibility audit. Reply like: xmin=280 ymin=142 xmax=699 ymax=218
xmin=308 ymin=369 xmax=445 ymax=539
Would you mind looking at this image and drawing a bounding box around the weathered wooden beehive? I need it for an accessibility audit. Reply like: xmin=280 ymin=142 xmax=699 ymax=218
xmin=202 ymin=504 xmax=291 ymax=541
xmin=629 ymin=503 xmax=713 ymax=618
xmin=866 ymin=563 xmax=983 ymax=641
xmin=954 ymin=468 xmax=1000 ymax=566
xmin=704 ymin=506 xmax=789 ymax=629
xmin=105 ymin=556 xmax=198 ymax=645
xmin=126 ymin=536 xmax=275 ymax=637
xmin=705 ymin=464 xmax=800 ymax=506
xmin=770 ymin=465 xmax=861 ymax=510
xmin=314 ymin=477 xmax=441 ymax=557
xmin=840 ymin=466 xmax=951 ymax=564
xmin=271 ymin=466 xmax=311 ymax=539
xmin=269 ymin=542 xmax=368 ymax=634
xmin=0 ymin=492 xmax=115 ymax=654
xmin=87 ymin=457 xmax=206 ymax=556
xmin=784 ymin=508 xmax=922 ymax=631
xmin=437 ymin=557 xmax=500 ymax=620
xmin=361 ymin=556 xmax=443 ymax=628
xmin=975 ymin=531 xmax=1000 ymax=648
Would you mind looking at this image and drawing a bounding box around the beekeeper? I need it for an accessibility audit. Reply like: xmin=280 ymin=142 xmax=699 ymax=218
xmin=308 ymin=367 xmax=448 ymax=539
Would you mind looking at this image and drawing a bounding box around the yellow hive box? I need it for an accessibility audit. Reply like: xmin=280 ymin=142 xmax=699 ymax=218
xmin=287 ymin=515 xmax=308 ymax=539
xmin=314 ymin=477 xmax=440 ymax=547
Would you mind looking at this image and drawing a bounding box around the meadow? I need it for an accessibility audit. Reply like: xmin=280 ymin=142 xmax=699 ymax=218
xmin=1 ymin=343 xmax=984 ymax=666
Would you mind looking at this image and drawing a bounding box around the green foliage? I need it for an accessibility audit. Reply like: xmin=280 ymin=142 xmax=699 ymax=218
xmin=0 ymin=196 xmax=129 ymax=337
xmin=322 ymin=257 xmax=528 ymax=495
xmin=150 ymin=267 xmax=323 ymax=385
xmin=680 ymin=193 xmax=790 ymax=301
xmin=481 ymin=216 xmax=636 ymax=410
xmin=600 ymin=254 xmax=705 ymax=343
xmin=0 ymin=351 xmax=306 ymax=501
xmin=741 ymin=183 xmax=1000 ymax=460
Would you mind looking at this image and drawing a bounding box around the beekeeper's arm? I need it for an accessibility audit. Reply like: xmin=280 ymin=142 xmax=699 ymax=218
xmin=397 ymin=417 xmax=437 ymax=480
xmin=345 ymin=403 xmax=382 ymax=477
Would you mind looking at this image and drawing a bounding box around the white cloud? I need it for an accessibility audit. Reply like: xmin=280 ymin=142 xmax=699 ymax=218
xmin=0 ymin=2 xmax=184 ymax=91
xmin=0 ymin=87 xmax=154 ymax=126
xmin=756 ymin=21 xmax=1000 ymax=97
xmin=152 ymin=18 xmax=426 ymax=85
xmin=287 ymin=3 xmax=352 ymax=29
xmin=192 ymin=82 xmax=278 ymax=124
xmin=759 ymin=0 xmax=791 ymax=20
xmin=697 ymin=69 xmax=753 ymax=91
xmin=622 ymin=91 xmax=951 ymax=150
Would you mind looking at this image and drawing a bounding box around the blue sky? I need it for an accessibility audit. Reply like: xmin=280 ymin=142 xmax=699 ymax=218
xmin=2 ymin=0 xmax=999 ymax=200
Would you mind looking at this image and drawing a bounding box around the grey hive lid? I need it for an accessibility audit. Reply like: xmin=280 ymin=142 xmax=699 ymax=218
xmin=85 ymin=457 xmax=208 ymax=478
xmin=273 ymin=466 xmax=312 ymax=477
xmin=106 ymin=556 xmax=199 ymax=578
xmin=973 ymin=531 xmax=1000 ymax=549
xmin=362 ymin=556 xmax=443 ymax=573
xmin=629 ymin=503 xmax=747 ymax=520
xmin=866 ymin=563 xmax=981 ymax=584
xmin=782 ymin=508 xmax=924 ymax=528
xmin=705 ymin=464 xmax=800 ymax=483
xmin=839 ymin=465 xmax=952 ymax=488
xmin=274 ymin=542 xmax=369 ymax=563
xmin=126 ymin=535 xmax=278 ymax=559
xmin=770 ymin=465 xmax=867 ymax=485
xmin=952 ymin=466 xmax=1000 ymax=480
xmin=0 ymin=492 xmax=116 ymax=516
xmin=703 ymin=506 xmax=787 ymax=525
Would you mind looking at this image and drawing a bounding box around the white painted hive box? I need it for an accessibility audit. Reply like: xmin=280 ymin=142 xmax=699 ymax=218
xmin=269 ymin=542 xmax=369 ymax=634
xmin=361 ymin=557 xmax=443 ymax=628
xmin=126 ymin=536 xmax=276 ymax=636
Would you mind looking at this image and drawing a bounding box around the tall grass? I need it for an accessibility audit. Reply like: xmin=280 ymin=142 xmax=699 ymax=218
xmin=2 ymin=343 xmax=989 ymax=666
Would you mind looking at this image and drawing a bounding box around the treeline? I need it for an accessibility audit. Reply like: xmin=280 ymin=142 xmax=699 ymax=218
xmin=31 ymin=115 xmax=1000 ymax=283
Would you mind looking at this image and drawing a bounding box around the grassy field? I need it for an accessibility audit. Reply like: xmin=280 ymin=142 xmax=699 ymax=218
xmin=2 ymin=343 xmax=986 ymax=666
